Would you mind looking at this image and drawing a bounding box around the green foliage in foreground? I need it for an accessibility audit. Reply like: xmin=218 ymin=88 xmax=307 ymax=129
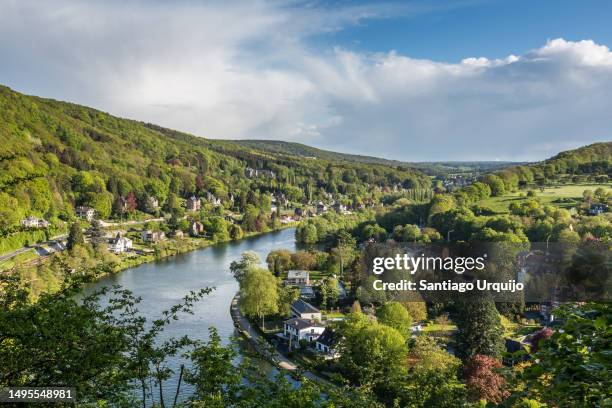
xmin=0 ymin=270 xmax=383 ymax=407
xmin=507 ymin=303 xmax=611 ymax=408
xmin=1 ymin=264 xmax=610 ymax=407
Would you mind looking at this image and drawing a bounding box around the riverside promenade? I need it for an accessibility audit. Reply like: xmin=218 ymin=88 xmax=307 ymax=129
xmin=230 ymin=294 xmax=331 ymax=384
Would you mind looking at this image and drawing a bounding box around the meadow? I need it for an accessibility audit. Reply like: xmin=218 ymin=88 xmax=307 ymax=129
xmin=478 ymin=183 xmax=611 ymax=213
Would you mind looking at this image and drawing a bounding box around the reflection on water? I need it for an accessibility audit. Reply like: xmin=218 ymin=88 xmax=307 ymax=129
xmin=84 ymin=228 xmax=297 ymax=404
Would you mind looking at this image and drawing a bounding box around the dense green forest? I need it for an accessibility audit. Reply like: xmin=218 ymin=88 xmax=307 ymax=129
xmin=0 ymin=85 xmax=430 ymax=249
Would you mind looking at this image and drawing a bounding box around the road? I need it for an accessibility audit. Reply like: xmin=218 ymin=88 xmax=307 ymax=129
xmin=98 ymin=217 xmax=165 ymax=227
xmin=0 ymin=234 xmax=68 ymax=262
xmin=230 ymin=295 xmax=331 ymax=384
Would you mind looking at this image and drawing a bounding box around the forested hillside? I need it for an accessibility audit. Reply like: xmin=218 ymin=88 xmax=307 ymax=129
xmin=0 ymin=85 xmax=429 ymax=242
xmin=223 ymin=139 xmax=519 ymax=176
xmin=474 ymin=142 xmax=612 ymax=196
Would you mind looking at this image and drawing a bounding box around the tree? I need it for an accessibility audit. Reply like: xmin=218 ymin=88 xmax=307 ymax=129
xmin=0 ymin=192 xmax=23 ymax=231
xmin=290 ymin=250 xmax=316 ymax=270
xmin=483 ymin=174 xmax=506 ymax=197
xmin=377 ymin=301 xmax=413 ymax=338
xmin=297 ymin=223 xmax=318 ymax=244
xmin=228 ymin=224 xmax=243 ymax=240
xmin=455 ymin=298 xmax=505 ymax=360
xmin=400 ymin=336 xmax=466 ymax=407
xmin=185 ymin=327 xmax=241 ymax=405
xmin=320 ymin=276 xmax=339 ymax=310
xmin=350 ymin=300 xmax=362 ymax=314
xmin=239 ymin=267 xmax=279 ymax=330
xmin=594 ymin=186 xmax=609 ymax=203
xmin=266 ymin=249 xmax=292 ymax=276
xmin=242 ymin=204 xmax=259 ymax=232
xmin=582 ymin=189 xmax=594 ymax=204
xmin=67 ymin=222 xmax=84 ymax=250
xmin=125 ymin=191 xmax=138 ymax=213
xmin=87 ymin=191 xmax=113 ymax=219
xmin=208 ymin=217 xmax=229 ymax=242
xmin=362 ymin=224 xmax=387 ymax=242
xmin=338 ymin=313 xmax=408 ymax=389
xmin=0 ymin=270 xmax=212 ymax=407
xmin=402 ymin=300 xmax=428 ymax=322
xmin=515 ymin=303 xmax=610 ymax=406
xmin=88 ymin=219 xmax=106 ymax=248
xmin=277 ymin=285 xmax=300 ymax=317
xmin=229 ymin=251 xmax=261 ymax=283
xmin=464 ymin=355 xmax=509 ymax=404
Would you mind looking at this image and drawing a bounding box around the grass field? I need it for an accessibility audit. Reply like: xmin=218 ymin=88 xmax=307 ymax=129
xmin=0 ymin=248 xmax=38 ymax=271
xmin=478 ymin=183 xmax=611 ymax=214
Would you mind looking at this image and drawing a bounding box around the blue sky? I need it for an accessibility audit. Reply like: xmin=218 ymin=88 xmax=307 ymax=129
xmin=0 ymin=0 xmax=611 ymax=161
xmin=312 ymin=1 xmax=612 ymax=62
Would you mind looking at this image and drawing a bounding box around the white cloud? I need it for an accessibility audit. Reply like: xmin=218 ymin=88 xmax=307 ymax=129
xmin=0 ymin=1 xmax=610 ymax=161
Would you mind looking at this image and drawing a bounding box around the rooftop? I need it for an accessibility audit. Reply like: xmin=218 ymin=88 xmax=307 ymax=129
xmin=284 ymin=318 xmax=323 ymax=331
xmin=316 ymin=328 xmax=338 ymax=346
xmin=287 ymin=270 xmax=309 ymax=279
xmin=291 ymin=299 xmax=320 ymax=314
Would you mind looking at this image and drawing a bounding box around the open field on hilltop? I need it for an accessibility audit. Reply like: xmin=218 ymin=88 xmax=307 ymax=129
xmin=478 ymin=183 xmax=612 ymax=213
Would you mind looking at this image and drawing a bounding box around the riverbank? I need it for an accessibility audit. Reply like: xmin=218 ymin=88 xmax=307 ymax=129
xmin=7 ymin=222 xmax=298 ymax=299
xmin=108 ymin=222 xmax=299 ymax=277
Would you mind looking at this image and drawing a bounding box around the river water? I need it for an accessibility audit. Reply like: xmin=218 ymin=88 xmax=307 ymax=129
xmin=85 ymin=227 xmax=297 ymax=404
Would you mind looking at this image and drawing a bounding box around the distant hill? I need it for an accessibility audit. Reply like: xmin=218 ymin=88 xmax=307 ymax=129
xmin=223 ymin=139 xmax=521 ymax=175
xmin=0 ymin=85 xmax=431 ymax=240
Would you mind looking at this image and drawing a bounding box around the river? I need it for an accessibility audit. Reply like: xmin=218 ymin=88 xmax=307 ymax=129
xmin=85 ymin=227 xmax=298 ymax=404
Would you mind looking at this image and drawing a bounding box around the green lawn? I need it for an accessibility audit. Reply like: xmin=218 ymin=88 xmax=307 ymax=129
xmin=323 ymin=311 xmax=345 ymax=319
xmin=0 ymin=248 xmax=38 ymax=271
xmin=423 ymin=323 xmax=457 ymax=333
xmin=479 ymin=183 xmax=611 ymax=214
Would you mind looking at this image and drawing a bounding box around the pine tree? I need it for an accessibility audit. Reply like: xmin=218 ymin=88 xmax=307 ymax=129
xmin=88 ymin=219 xmax=106 ymax=248
xmin=455 ymin=298 xmax=505 ymax=360
xmin=67 ymin=222 xmax=84 ymax=250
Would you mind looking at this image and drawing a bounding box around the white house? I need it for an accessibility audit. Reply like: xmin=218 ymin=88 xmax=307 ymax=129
xmin=316 ymin=202 xmax=328 ymax=214
xmin=108 ymin=233 xmax=133 ymax=254
xmin=76 ymin=206 xmax=95 ymax=221
xmin=286 ymin=270 xmax=310 ymax=286
xmin=21 ymin=216 xmax=50 ymax=229
xmin=190 ymin=221 xmax=205 ymax=236
xmin=291 ymin=299 xmax=321 ymax=320
xmin=283 ymin=318 xmax=325 ymax=344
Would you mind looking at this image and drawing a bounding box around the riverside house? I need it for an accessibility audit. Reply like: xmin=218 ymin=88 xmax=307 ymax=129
xmin=108 ymin=233 xmax=133 ymax=254
xmin=290 ymin=299 xmax=321 ymax=321
xmin=283 ymin=318 xmax=325 ymax=345
xmin=286 ymin=270 xmax=310 ymax=286
xmin=141 ymin=230 xmax=166 ymax=243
